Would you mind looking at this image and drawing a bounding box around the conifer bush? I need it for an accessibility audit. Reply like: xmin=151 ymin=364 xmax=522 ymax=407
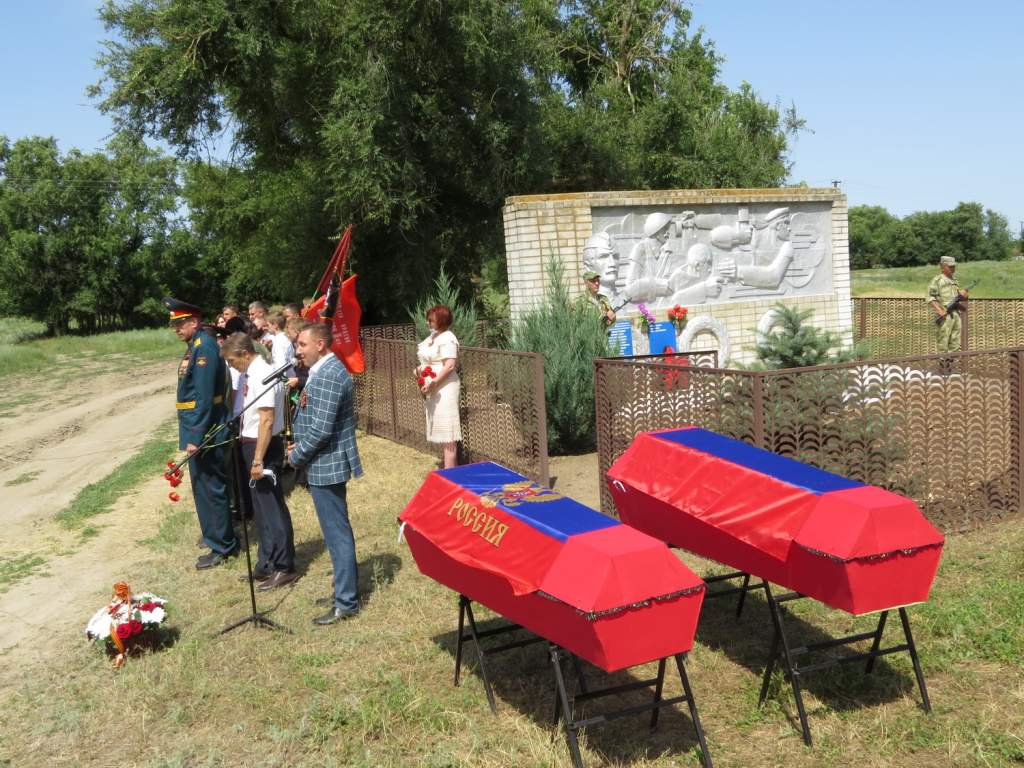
xmin=753 ymin=303 xmax=863 ymax=369
xmin=409 ymin=264 xmax=478 ymax=346
xmin=508 ymin=259 xmax=612 ymax=454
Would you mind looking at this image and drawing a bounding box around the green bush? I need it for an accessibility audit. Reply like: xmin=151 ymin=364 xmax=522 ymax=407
xmin=508 ymin=259 xmax=612 ymax=454
xmin=753 ymin=303 xmax=864 ymax=369
xmin=409 ymin=264 xmax=477 ymax=346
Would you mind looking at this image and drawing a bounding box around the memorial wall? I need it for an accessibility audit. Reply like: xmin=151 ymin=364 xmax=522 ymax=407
xmin=502 ymin=188 xmax=851 ymax=364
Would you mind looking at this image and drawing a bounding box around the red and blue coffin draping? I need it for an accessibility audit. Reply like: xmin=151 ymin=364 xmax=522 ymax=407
xmin=400 ymin=462 xmax=705 ymax=672
xmin=608 ymin=429 xmax=945 ymax=615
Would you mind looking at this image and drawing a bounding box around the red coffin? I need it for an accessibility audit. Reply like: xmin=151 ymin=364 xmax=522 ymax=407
xmin=608 ymin=429 xmax=944 ymax=615
xmin=400 ymin=463 xmax=705 ymax=672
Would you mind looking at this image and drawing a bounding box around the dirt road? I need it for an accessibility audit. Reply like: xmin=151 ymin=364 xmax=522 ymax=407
xmin=0 ymin=359 xmax=178 ymax=659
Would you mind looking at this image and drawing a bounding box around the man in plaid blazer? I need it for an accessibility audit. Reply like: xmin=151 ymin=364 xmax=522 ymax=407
xmin=288 ymin=323 xmax=364 ymax=625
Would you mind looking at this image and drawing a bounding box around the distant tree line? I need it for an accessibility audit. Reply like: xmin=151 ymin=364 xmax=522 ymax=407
xmin=849 ymin=202 xmax=1014 ymax=270
xmin=3 ymin=1 xmax=810 ymax=332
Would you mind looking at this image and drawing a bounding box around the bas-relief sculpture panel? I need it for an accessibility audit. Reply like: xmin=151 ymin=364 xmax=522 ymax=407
xmin=582 ymin=202 xmax=833 ymax=311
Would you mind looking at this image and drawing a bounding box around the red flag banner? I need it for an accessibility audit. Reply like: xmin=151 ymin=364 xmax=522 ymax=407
xmin=304 ymin=275 xmax=365 ymax=374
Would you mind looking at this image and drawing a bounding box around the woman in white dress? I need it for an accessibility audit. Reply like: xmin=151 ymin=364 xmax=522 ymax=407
xmin=416 ymin=305 xmax=462 ymax=468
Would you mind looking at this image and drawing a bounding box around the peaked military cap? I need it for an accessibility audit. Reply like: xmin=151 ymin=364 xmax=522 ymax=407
xmin=164 ymin=296 xmax=202 ymax=323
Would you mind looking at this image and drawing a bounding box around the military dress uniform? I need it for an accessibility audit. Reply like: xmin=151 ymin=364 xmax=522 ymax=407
xmin=927 ymin=266 xmax=964 ymax=353
xmin=167 ymin=298 xmax=238 ymax=559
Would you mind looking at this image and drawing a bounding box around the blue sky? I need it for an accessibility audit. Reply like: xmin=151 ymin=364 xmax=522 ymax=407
xmin=2 ymin=1 xmax=1022 ymax=234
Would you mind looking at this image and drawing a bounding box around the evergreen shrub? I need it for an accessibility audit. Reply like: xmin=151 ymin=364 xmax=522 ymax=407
xmin=409 ymin=264 xmax=478 ymax=346
xmin=509 ymin=259 xmax=612 ymax=454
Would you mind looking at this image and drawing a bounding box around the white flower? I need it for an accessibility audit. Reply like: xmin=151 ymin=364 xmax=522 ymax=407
xmin=85 ymin=607 xmax=113 ymax=639
xmin=138 ymin=607 xmax=166 ymax=624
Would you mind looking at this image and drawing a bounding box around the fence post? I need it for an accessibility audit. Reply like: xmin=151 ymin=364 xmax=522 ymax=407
xmin=751 ymin=372 xmax=765 ymax=449
xmin=1012 ymin=351 xmax=1024 ymax=515
xmin=961 ymin=306 xmax=969 ymax=352
xmin=387 ymin=341 xmax=399 ymax=441
xmin=533 ymin=352 xmax=549 ymax=487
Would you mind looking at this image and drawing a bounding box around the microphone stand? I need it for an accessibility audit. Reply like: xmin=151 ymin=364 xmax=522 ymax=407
xmin=170 ymin=372 xmax=293 ymax=636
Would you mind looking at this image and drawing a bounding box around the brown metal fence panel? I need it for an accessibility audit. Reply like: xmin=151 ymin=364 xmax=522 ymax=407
xmin=854 ymin=297 xmax=1024 ymax=357
xmin=355 ymin=337 xmax=549 ymax=484
xmin=595 ymin=348 xmax=1023 ymax=533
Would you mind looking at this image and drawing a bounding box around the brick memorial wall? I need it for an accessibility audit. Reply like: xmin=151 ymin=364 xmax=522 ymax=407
xmin=502 ymin=188 xmax=852 ymax=364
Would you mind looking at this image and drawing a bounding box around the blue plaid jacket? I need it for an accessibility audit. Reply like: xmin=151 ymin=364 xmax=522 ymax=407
xmin=290 ymin=354 xmax=363 ymax=486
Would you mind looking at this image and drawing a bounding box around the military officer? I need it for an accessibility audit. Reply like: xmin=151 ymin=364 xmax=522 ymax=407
xmin=584 ymin=270 xmax=616 ymax=327
xmin=927 ymin=256 xmax=969 ymax=353
xmin=166 ymin=297 xmax=239 ymax=569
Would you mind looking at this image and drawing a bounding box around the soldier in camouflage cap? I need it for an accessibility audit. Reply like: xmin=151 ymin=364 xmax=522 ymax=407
xmin=583 ymin=270 xmax=616 ymax=327
xmin=927 ymin=256 xmax=969 ymax=353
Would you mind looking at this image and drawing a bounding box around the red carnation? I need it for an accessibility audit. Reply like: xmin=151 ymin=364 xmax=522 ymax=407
xmin=169 ymin=477 xmax=182 ymax=488
xmin=166 ymin=460 xmax=175 ymax=469
xmin=417 ymin=377 xmax=425 ymax=387
xmin=163 ymin=471 xmax=173 ymax=481
xmin=168 ymin=492 xmax=180 ymax=502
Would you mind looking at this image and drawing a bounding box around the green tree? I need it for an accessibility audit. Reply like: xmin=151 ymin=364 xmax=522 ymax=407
xmin=409 ymin=264 xmax=478 ymax=346
xmin=93 ymin=0 xmax=801 ymax=319
xmin=0 ymin=135 xmax=182 ymax=333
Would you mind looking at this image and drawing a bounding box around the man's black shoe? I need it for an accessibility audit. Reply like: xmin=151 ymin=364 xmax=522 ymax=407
xmin=312 ymin=607 xmax=359 ymax=625
xmin=258 ymin=571 xmax=299 ymax=592
xmin=195 ymin=549 xmax=238 ymax=570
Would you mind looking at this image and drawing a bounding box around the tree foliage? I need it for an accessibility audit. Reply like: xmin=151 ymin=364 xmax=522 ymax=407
xmin=0 ymin=135 xmax=185 ymax=333
xmin=91 ymin=0 xmax=804 ymax=320
xmin=508 ymin=258 xmax=612 ymax=454
xmin=409 ymin=264 xmax=478 ymax=346
xmin=850 ymin=202 xmax=1013 ymax=269
xmin=753 ymin=304 xmax=862 ymax=370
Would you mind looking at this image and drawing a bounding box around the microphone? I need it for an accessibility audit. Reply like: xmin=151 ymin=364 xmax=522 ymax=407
xmin=261 ymin=358 xmax=297 ymax=385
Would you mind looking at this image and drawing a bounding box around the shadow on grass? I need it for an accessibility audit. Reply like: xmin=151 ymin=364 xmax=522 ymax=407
xmin=431 ymin=611 xmax=707 ymax=766
xmin=696 ymin=584 xmax=922 ymax=725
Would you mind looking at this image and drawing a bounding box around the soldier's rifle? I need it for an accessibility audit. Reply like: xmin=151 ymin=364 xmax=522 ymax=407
xmin=934 ymin=278 xmax=979 ymax=325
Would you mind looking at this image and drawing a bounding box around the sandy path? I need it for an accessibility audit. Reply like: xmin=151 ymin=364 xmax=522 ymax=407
xmin=0 ymin=360 xmax=179 ymax=658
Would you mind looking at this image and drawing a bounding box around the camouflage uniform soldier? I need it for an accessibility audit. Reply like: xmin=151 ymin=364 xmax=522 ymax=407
xmin=583 ymin=270 xmax=616 ymax=327
xmin=927 ymin=256 xmax=969 ymax=352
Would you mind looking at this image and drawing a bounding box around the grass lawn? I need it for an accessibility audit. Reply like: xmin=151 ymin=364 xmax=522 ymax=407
xmin=852 ymin=260 xmax=1024 ymax=298
xmin=1 ymin=434 xmax=1021 ymax=767
xmin=0 ymin=317 xmax=181 ymax=382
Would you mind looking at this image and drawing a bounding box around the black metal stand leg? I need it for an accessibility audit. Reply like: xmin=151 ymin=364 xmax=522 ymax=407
xmin=735 ymin=573 xmax=752 ymax=618
xmin=649 ymin=658 xmax=667 ymax=732
xmin=461 ymin=599 xmax=498 ymax=714
xmin=899 ymin=608 xmax=932 ymax=712
xmin=758 ymin=624 xmax=780 ymax=706
xmin=454 ymin=595 xmax=467 ymax=686
xmin=865 ymin=611 xmax=889 ymax=674
xmin=674 ymin=654 xmax=713 ymax=768
xmin=550 ymin=646 xmax=585 ymax=768
xmin=763 ymin=584 xmax=813 ymax=746
xmin=217 ymin=434 xmax=288 ymax=636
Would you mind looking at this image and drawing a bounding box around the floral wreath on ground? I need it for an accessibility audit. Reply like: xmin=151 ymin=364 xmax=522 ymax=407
xmin=85 ymin=582 xmax=169 ymax=668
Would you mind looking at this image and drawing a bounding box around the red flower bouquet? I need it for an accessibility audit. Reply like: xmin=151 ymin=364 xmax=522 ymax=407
xmin=417 ymin=365 xmax=437 ymax=389
xmin=667 ymin=305 xmax=689 ymax=334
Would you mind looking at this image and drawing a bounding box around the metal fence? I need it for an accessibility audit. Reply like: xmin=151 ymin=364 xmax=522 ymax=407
xmin=356 ymin=336 xmax=549 ymax=484
xmin=854 ymin=297 xmax=1024 ymax=357
xmin=595 ymin=347 xmax=1024 ymax=533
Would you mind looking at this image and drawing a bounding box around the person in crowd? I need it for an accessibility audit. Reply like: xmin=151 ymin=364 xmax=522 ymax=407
xmin=415 ymin=305 xmax=462 ymax=469
xmin=164 ymin=297 xmax=238 ymax=569
xmin=223 ymin=304 xmax=241 ymax=322
xmin=221 ymin=332 xmax=297 ymax=590
xmin=284 ymin=317 xmax=309 ymax=391
xmin=287 ymin=323 xmax=364 ymax=625
xmin=215 ymin=313 xmax=226 ymax=328
xmin=283 ymin=303 xmax=303 ymax=323
xmin=266 ymin=311 xmax=296 ymax=377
